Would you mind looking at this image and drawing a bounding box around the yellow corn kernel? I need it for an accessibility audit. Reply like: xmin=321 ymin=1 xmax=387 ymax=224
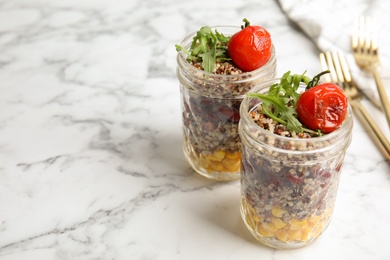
xmin=199 ymin=157 xmax=211 ymax=168
xmin=290 ymin=219 xmax=308 ymax=230
xmin=225 ymin=151 xmax=240 ymax=159
xmin=208 ymin=150 xmax=225 ymax=161
xmin=262 ymin=222 xmax=278 ymax=233
xmin=311 ymin=223 xmax=323 ymax=239
xmin=300 ymin=226 xmax=312 ymax=241
xmin=309 ymin=214 xmax=322 ymax=228
xmin=243 ymin=200 xmax=263 ymax=224
xmin=257 ymin=225 xmax=273 ymax=238
xmin=222 ymin=157 xmax=240 ymax=172
xmin=209 ymin=162 xmax=224 ymax=171
xmin=253 ymin=214 xmax=263 ymax=223
xmin=272 ymin=217 xmax=287 ymax=229
xmin=271 ymin=206 xmax=284 ymax=218
xmin=287 ymin=229 xmax=302 ymax=241
xmin=275 ymin=230 xmax=289 ymax=242
xmin=245 ymin=213 xmax=255 ymax=229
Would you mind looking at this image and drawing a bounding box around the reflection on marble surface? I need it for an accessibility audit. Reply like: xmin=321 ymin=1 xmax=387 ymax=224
xmin=0 ymin=0 xmax=389 ymax=259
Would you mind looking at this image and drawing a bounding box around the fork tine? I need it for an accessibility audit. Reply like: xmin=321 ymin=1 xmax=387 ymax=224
xmin=320 ymin=50 xmax=354 ymax=86
xmin=353 ymin=16 xmax=368 ymax=53
xmin=365 ymin=16 xmax=379 ymax=54
xmin=324 ymin=51 xmax=338 ymax=83
xmin=352 ymin=17 xmax=359 ymax=50
xmin=331 ymin=51 xmax=345 ymax=84
xmin=319 ymin=53 xmax=331 ymax=83
xmin=363 ymin=16 xmax=371 ymax=52
xmin=356 ymin=16 xmax=379 ymax=55
xmin=336 ymin=51 xmax=352 ymax=83
xmin=325 ymin=51 xmax=338 ymax=82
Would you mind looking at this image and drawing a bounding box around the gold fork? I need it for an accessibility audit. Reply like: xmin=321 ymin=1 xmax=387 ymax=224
xmin=352 ymin=16 xmax=390 ymax=130
xmin=320 ymin=50 xmax=390 ymax=160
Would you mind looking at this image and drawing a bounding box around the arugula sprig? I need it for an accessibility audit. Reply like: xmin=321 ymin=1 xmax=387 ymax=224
xmin=175 ymin=26 xmax=231 ymax=73
xmin=248 ymin=71 xmax=326 ymax=136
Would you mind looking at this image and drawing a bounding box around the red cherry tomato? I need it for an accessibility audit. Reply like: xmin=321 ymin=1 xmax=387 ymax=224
xmin=228 ymin=24 xmax=272 ymax=72
xmin=296 ymin=83 xmax=348 ymax=133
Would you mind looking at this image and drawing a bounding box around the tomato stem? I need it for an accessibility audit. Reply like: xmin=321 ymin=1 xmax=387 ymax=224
xmin=241 ymin=18 xmax=251 ymax=29
xmin=306 ymin=70 xmax=330 ymax=90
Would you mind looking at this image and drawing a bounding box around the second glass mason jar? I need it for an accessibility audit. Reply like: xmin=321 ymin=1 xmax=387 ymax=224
xmin=238 ymin=79 xmax=353 ymax=249
xmin=176 ymin=26 xmax=277 ymax=181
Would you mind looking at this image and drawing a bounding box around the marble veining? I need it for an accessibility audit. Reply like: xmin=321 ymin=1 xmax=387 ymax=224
xmin=0 ymin=0 xmax=389 ymax=259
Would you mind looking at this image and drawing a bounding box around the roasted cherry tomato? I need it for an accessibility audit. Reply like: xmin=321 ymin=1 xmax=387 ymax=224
xmin=228 ymin=19 xmax=272 ymax=72
xmin=296 ymin=83 xmax=348 ymax=133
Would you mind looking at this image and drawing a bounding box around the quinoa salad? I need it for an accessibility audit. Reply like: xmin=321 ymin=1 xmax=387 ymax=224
xmin=176 ymin=21 xmax=275 ymax=180
xmin=239 ymin=73 xmax=352 ymax=248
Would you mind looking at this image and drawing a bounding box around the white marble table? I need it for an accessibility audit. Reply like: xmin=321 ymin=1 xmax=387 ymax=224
xmin=0 ymin=0 xmax=389 ymax=259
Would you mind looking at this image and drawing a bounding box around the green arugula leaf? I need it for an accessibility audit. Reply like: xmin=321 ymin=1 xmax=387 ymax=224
xmin=175 ymin=26 xmax=231 ymax=73
xmin=248 ymin=92 xmax=303 ymax=133
xmin=215 ymin=30 xmax=230 ymax=44
xmin=199 ymin=46 xmax=216 ymax=74
xmin=175 ymin=44 xmax=191 ymax=59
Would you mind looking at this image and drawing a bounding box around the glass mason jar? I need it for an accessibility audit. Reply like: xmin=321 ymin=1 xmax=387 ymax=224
xmin=238 ymin=79 xmax=353 ymax=249
xmin=176 ymin=26 xmax=277 ymax=181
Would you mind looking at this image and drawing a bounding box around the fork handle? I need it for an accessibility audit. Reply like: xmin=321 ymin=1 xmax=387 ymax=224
xmin=351 ymin=101 xmax=390 ymax=160
xmin=373 ymin=69 xmax=390 ymax=130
